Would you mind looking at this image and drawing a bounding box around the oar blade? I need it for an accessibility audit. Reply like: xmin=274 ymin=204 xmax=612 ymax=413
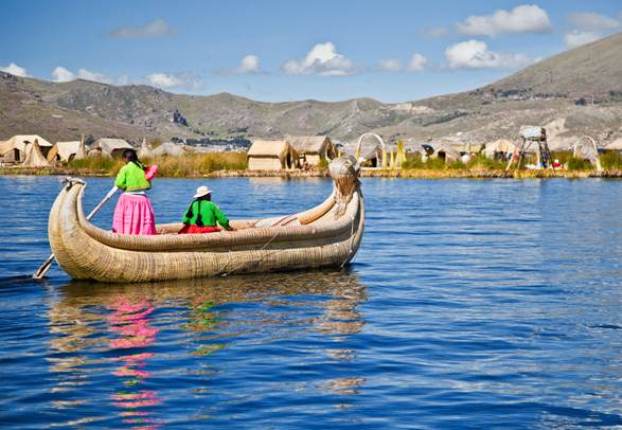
xmin=32 ymin=255 xmax=55 ymax=280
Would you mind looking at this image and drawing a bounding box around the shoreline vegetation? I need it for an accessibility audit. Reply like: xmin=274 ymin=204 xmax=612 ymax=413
xmin=2 ymin=151 xmax=622 ymax=179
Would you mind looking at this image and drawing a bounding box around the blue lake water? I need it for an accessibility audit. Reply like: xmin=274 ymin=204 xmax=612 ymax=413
xmin=1 ymin=175 xmax=622 ymax=429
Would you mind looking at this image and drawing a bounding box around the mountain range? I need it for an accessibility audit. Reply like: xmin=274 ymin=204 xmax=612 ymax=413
xmin=1 ymin=31 xmax=622 ymax=145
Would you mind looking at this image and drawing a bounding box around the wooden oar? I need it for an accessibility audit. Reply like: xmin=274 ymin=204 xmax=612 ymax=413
xmin=32 ymin=186 xmax=119 ymax=280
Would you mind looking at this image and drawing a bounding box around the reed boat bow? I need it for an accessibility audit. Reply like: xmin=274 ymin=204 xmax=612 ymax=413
xmin=48 ymin=156 xmax=364 ymax=282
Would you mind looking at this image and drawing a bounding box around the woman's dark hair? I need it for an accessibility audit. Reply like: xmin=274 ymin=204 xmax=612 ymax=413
xmin=122 ymin=148 xmax=144 ymax=169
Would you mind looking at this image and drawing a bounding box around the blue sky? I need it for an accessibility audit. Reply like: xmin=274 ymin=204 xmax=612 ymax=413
xmin=0 ymin=0 xmax=620 ymax=102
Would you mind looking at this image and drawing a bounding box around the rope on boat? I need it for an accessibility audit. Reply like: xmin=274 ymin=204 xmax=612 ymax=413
xmin=220 ymin=159 xmax=362 ymax=277
xmin=218 ymin=192 xmax=336 ymax=277
xmin=221 ymin=199 xmax=359 ymax=277
xmin=219 ymin=212 xmax=300 ymax=276
xmin=219 ymin=226 xmax=286 ymax=277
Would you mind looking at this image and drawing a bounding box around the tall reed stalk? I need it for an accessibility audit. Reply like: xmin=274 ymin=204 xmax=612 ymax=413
xmin=67 ymin=152 xmax=248 ymax=177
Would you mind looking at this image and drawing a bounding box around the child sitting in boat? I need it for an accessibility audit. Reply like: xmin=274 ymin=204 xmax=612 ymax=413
xmin=112 ymin=149 xmax=157 ymax=235
xmin=179 ymin=185 xmax=233 ymax=234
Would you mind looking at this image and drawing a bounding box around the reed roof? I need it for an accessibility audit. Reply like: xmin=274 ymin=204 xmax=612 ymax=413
xmin=0 ymin=140 xmax=11 ymax=156
xmin=22 ymin=141 xmax=51 ymax=167
xmin=54 ymin=141 xmax=86 ymax=161
xmin=286 ymin=135 xmax=332 ymax=154
xmin=248 ymin=140 xmax=292 ymax=158
xmin=605 ymin=138 xmax=622 ymax=150
xmin=0 ymin=135 xmax=52 ymax=154
xmin=484 ymin=139 xmax=517 ymax=156
xmin=151 ymin=142 xmax=188 ymax=157
xmin=93 ymin=138 xmax=133 ymax=154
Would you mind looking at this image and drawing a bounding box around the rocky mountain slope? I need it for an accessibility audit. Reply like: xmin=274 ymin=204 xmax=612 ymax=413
xmin=1 ymin=31 xmax=621 ymax=145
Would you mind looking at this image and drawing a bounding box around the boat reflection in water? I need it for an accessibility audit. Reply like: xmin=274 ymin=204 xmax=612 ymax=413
xmin=46 ymin=270 xmax=367 ymax=427
xmin=108 ymin=297 xmax=161 ymax=429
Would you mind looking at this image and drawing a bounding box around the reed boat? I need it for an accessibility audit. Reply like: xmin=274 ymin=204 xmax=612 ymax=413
xmin=48 ymin=156 xmax=364 ymax=283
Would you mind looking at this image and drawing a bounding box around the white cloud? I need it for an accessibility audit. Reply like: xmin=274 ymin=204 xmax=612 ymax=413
xmin=568 ymin=12 xmax=619 ymax=31
xmin=145 ymin=72 xmax=201 ymax=90
xmin=564 ymin=30 xmax=601 ymax=48
xmin=52 ymin=66 xmax=75 ymax=82
xmin=445 ymin=40 xmax=531 ymax=69
xmin=77 ymin=69 xmax=110 ymax=83
xmin=379 ymin=59 xmax=402 ymax=72
xmin=146 ymin=73 xmax=183 ymax=88
xmin=52 ymin=67 xmax=189 ymax=88
xmin=378 ymin=53 xmax=427 ymax=72
xmin=457 ymin=4 xmax=552 ymax=37
xmin=110 ymin=18 xmax=173 ymax=38
xmin=282 ymin=42 xmax=354 ymax=76
xmin=407 ymin=53 xmax=427 ymax=71
xmin=116 ymin=75 xmax=130 ymax=86
xmin=563 ymin=12 xmax=618 ymax=50
xmin=51 ymin=66 xmax=112 ymax=83
xmin=0 ymin=62 xmax=28 ymax=77
xmin=236 ymin=55 xmax=260 ymax=73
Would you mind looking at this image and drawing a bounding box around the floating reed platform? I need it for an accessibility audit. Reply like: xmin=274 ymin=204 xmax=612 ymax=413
xmin=5 ymin=165 xmax=622 ymax=179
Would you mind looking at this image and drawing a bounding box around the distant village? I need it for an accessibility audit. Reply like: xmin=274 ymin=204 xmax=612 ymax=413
xmin=2 ymin=124 xmax=622 ymax=172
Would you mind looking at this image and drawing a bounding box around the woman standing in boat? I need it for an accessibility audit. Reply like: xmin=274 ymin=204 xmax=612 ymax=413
xmin=112 ymin=148 xmax=157 ymax=235
xmin=179 ymin=185 xmax=233 ymax=234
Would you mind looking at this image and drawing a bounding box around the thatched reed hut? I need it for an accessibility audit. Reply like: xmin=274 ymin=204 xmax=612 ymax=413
xmin=47 ymin=141 xmax=87 ymax=163
xmin=604 ymin=138 xmax=622 ymax=152
xmin=430 ymin=142 xmax=461 ymax=163
xmin=286 ymin=135 xmax=336 ymax=167
xmin=22 ymin=141 xmax=51 ymax=167
xmin=89 ymin=138 xmax=133 ymax=158
xmin=572 ymin=136 xmax=600 ymax=169
xmin=247 ymin=139 xmax=299 ymax=171
xmin=354 ymin=133 xmax=387 ymax=168
xmin=483 ymin=139 xmax=517 ymax=160
xmin=359 ymin=147 xmax=384 ymax=167
xmin=0 ymin=135 xmax=53 ymax=163
xmin=462 ymin=142 xmax=485 ymax=155
xmin=402 ymin=139 xmax=432 ymax=156
xmin=151 ymin=142 xmax=188 ymax=157
xmin=0 ymin=140 xmax=17 ymax=164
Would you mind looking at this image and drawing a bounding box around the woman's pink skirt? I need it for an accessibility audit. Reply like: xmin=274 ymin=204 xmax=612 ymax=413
xmin=112 ymin=193 xmax=157 ymax=235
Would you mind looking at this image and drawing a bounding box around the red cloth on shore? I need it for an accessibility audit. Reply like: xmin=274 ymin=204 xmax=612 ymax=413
xmin=178 ymin=224 xmax=221 ymax=234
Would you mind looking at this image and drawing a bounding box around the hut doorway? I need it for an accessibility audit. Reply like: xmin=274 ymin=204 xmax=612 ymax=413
xmin=355 ymin=132 xmax=386 ymax=167
xmin=13 ymin=148 xmax=20 ymax=162
xmin=369 ymin=149 xmax=381 ymax=167
xmin=286 ymin=151 xmax=295 ymax=169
